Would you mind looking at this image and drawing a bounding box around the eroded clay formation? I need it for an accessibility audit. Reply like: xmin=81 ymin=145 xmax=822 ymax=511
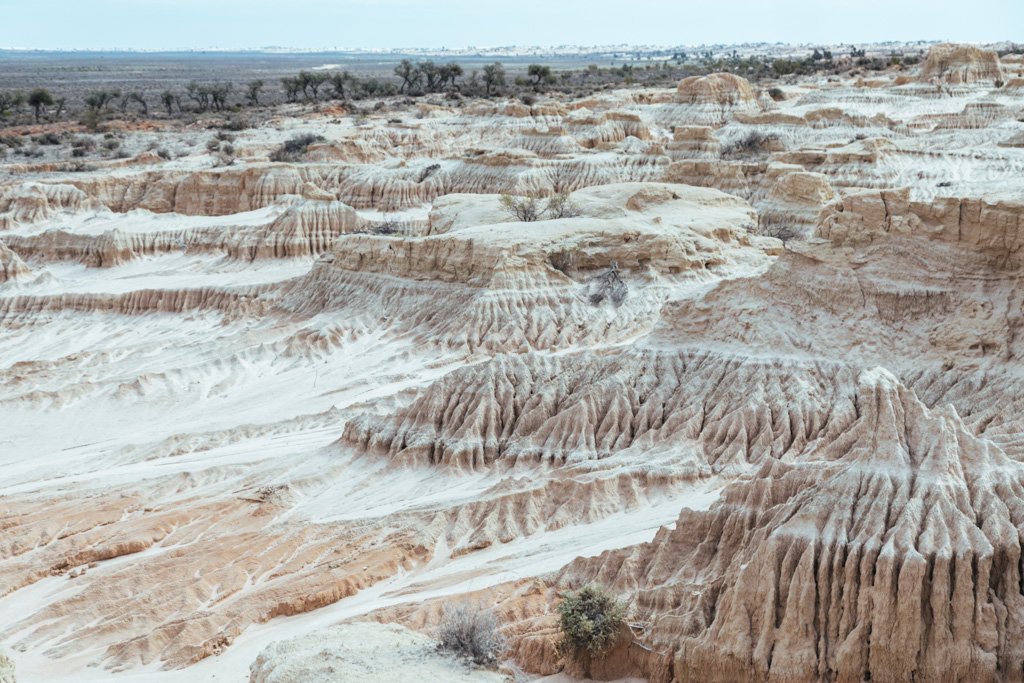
xmin=1 ymin=42 xmax=1023 ymax=683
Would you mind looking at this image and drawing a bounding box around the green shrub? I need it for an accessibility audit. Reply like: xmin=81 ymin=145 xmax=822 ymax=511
xmin=557 ymin=584 xmax=625 ymax=658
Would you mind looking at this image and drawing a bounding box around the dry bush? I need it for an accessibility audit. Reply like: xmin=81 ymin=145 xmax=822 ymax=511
xmin=356 ymin=214 xmax=402 ymax=235
xmin=500 ymin=194 xmax=543 ymax=222
xmin=417 ymin=163 xmax=441 ymax=183
xmin=545 ymin=192 xmax=582 ymax=219
xmin=548 ymin=249 xmax=577 ymax=274
xmin=500 ymin=192 xmax=581 ymax=222
xmin=270 ymin=133 xmax=325 ymax=162
xmin=437 ymin=601 xmax=506 ymax=666
xmin=587 ymin=262 xmax=628 ymax=307
xmin=720 ymin=130 xmax=778 ymax=157
xmin=557 ymin=584 xmax=626 ymax=659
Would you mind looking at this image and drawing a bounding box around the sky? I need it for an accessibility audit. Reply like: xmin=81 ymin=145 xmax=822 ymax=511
xmin=0 ymin=0 xmax=1021 ymax=50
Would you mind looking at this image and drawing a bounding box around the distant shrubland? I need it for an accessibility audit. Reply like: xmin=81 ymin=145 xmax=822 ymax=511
xmin=0 ymin=43 xmax=954 ymax=131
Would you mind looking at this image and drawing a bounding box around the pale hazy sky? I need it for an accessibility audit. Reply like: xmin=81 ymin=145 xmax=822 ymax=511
xmin=0 ymin=0 xmax=1020 ymax=50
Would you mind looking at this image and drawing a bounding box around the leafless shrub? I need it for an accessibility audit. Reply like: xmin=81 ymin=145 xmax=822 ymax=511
xmin=500 ymin=192 xmax=581 ymax=222
xmin=587 ymin=261 xmax=628 ymax=306
xmin=270 ymin=133 xmax=325 ymax=162
xmin=720 ymin=130 xmax=778 ymax=157
xmin=417 ymin=163 xmax=441 ymax=183
xmin=499 ymin=194 xmax=543 ymax=222
xmin=34 ymin=132 xmax=62 ymax=146
xmin=356 ymin=214 xmax=402 ymax=235
xmin=67 ymin=160 xmax=97 ymax=173
xmin=214 ymin=150 xmax=235 ymax=167
xmin=759 ymin=222 xmax=801 ymax=244
xmin=545 ymin=192 xmax=581 ymax=219
xmin=437 ymin=601 xmax=506 ymax=666
xmin=549 ymin=249 xmax=577 ymax=274
xmin=255 ymin=485 xmax=285 ymax=502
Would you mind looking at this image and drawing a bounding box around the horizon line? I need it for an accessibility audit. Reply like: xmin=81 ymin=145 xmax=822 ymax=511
xmin=1 ymin=38 xmax=1004 ymax=55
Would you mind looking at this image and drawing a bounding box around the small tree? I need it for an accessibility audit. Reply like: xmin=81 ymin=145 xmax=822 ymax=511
xmin=394 ymin=59 xmax=418 ymax=94
xmin=439 ymin=62 xmax=464 ymax=90
xmin=281 ymin=76 xmax=302 ymax=103
xmin=298 ymin=71 xmax=329 ymax=101
xmin=482 ymin=62 xmax=506 ymax=96
xmin=27 ymin=88 xmax=54 ymax=122
xmin=185 ymin=81 xmax=211 ymax=112
xmin=246 ymin=80 xmax=264 ymax=106
xmin=121 ymin=91 xmax=147 ymax=115
xmin=328 ymin=71 xmax=353 ymax=101
xmin=557 ymin=585 xmax=626 ymax=660
xmin=85 ymin=89 xmax=120 ymax=113
xmin=209 ymin=82 xmax=233 ymax=111
xmin=417 ymin=60 xmax=441 ymax=91
xmin=587 ymin=262 xmax=628 ymax=306
xmin=437 ymin=601 xmax=506 ymax=666
xmin=0 ymin=92 xmax=25 ymax=119
xmin=527 ymin=63 xmax=554 ymax=88
xmin=160 ymin=90 xmax=177 ymax=115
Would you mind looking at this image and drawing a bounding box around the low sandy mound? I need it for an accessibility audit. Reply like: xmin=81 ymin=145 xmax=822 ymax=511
xmin=676 ymin=73 xmax=757 ymax=106
xmin=656 ymin=73 xmax=761 ymax=127
xmin=0 ymin=182 xmax=103 ymax=229
xmin=564 ymin=111 xmax=651 ymax=149
xmin=665 ymin=126 xmax=720 ymax=160
xmin=282 ymin=182 xmax=775 ymax=352
xmin=1 ymin=195 xmax=361 ymax=268
xmin=511 ymin=127 xmax=584 ymax=157
xmin=249 ymin=622 xmax=506 ymax=683
xmin=920 ymin=43 xmax=1004 ymax=84
xmin=654 ymin=191 xmax=1024 ymax=367
xmin=758 ymin=165 xmax=836 ymax=237
xmin=225 ymin=198 xmax=363 ymax=260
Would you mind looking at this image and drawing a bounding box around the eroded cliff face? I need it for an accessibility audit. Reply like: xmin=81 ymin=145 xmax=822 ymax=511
xmin=564 ymin=367 xmax=1024 ymax=683
xmin=921 ymin=43 xmax=1005 ymax=85
xmin=2 ymin=62 xmax=1024 ymax=683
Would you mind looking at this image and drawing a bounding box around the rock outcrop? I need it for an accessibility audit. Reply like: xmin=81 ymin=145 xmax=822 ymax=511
xmin=921 ymin=43 xmax=1004 ymax=85
xmin=665 ymin=73 xmax=761 ymax=126
xmin=676 ymin=72 xmax=758 ymax=106
xmin=562 ymin=367 xmax=1024 ymax=683
xmin=0 ymin=241 xmax=30 ymax=282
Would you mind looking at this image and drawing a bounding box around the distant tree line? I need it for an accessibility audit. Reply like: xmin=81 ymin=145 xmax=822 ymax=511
xmin=0 ymin=44 xmax=957 ymax=130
